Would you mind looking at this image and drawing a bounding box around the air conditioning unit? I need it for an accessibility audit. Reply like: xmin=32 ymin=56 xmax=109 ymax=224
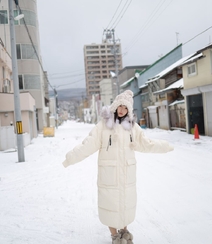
xmin=3 ymin=85 xmax=9 ymax=93
xmin=3 ymin=79 xmax=10 ymax=86
xmin=3 ymin=79 xmax=11 ymax=93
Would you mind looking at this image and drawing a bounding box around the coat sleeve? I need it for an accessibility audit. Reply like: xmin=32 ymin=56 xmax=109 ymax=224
xmin=62 ymin=121 xmax=102 ymax=168
xmin=133 ymin=123 xmax=174 ymax=153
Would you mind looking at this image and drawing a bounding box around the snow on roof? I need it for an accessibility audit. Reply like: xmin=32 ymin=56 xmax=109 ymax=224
xmin=169 ymin=99 xmax=185 ymax=106
xmin=146 ymin=54 xmax=195 ymax=84
xmin=120 ymin=76 xmax=134 ymax=88
xmin=195 ymin=43 xmax=212 ymax=52
xmin=139 ymin=84 xmax=148 ymax=89
xmin=147 ymin=105 xmax=158 ymax=109
xmin=153 ymin=78 xmax=183 ymax=95
xmin=181 ymin=53 xmax=203 ymax=65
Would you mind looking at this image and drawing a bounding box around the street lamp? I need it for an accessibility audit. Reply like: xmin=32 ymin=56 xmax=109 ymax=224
xmin=14 ymin=13 xmax=24 ymax=21
xmin=8 ymin=0 xmax=25 ymax=162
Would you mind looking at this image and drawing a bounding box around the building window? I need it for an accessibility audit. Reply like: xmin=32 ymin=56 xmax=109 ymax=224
xmin=86 ymin=46 xmax=98 ymax=49
xmin=16 ymin=44 xmax=21 ymax=59
xmin=141 ymin=93 xmax=149 ymax=102
xmin=16 ymin=44 xmax=37 ymax=60
xmin=159 ymin=93 xmax=165 ymax=99
xmin=187 ymin=63 xmax=197 ymax=76
xmin=2 ymin=67 xmax=5 ymax=79
xmin=108 ymin=60 xmax=114 ymax=63
xmin=87 ymin=51 xmax=99 ymax=54
xmin=0 ymin=10 xmax=8 ymax=24
xmin=18 ymin=75 xmax=23 ymax=90
xmin=22 ymin=44 xmax=37 ymax=59
xmin=14 ymin=10 xmax=36 ymax=27
xmin=24 ymin=75 xmax=40 ymax=89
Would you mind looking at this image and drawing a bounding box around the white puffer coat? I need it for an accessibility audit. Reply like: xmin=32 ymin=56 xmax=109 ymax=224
xmin=62 ymin=106 xmax=173 ymax=229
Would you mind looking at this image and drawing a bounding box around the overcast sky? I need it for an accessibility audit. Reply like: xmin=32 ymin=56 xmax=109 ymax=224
xmin=36 ymin=0 xmax=212 ymax=90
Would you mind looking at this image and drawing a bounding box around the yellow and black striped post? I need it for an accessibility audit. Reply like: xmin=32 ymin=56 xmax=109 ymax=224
xmin=16 ymin=121 xmax=23 ymax=134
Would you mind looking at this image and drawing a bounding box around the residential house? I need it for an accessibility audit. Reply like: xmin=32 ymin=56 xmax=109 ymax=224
xmin=114 ymin=65 xmax=148 ymax=99
xmin=154 ymin=79 xmax=185 ymax=130
xmin=121 ymin=44 xmax=183 ymax=123
xmin=181 ymin=43 xmax=212 ymax=136
xmin=145 ymin=54 xmax=195 ymax=130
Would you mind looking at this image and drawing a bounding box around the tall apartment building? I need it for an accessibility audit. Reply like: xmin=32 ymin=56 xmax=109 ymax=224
xmin=83 ymin=41 xmax=123 ymax=98
xmin=0 ymin=0 xmax=48 ymax=131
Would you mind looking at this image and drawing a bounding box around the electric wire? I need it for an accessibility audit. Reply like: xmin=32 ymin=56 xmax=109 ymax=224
xmin=113 ymin=0 xmax=132 ymax=29
xmin=54 ymin=78 xmax=85 ymax=89
xmin=183 ymin=26 xmax=212 ymax=46
xmin=110 ymin=0 xmax=132 ymax=29
xmin=105 ymin=0 xmax=123 ymax=30
xmin=49 ymin=69 xmax=85 ymax=77
xmin=123 ymin=0 xmax=172 ymax=55
xmin=50 ymin=73 xmax=85 ymax=80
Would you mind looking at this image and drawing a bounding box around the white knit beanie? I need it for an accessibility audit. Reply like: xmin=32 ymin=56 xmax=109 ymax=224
xmin=110 ymin=90 xmax=134 ymax=120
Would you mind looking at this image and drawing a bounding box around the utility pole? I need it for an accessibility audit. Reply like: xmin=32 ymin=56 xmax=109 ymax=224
xmin=8 ymin=0 xmax=25 ymax=162
xmin=103 ymin=28 xmax=120 ymax=96
xmin=111 ymin=29 xmax=120 ymax=95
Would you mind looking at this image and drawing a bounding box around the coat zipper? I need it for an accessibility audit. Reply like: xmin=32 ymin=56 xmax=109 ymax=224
xmin=130 ymin=134 xmax=132 ymax=142
xmin=106 ymin=135 xmax=111 ymax=151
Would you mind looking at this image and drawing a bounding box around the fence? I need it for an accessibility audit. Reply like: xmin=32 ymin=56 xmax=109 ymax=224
xmin=0 ymin=126 xmax=31 ymax=151
xmin=0 ymin=126 xmax=16 ymax=151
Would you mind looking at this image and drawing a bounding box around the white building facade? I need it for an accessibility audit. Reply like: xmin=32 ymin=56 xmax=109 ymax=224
xmin=0 ymin=0 xmax=48 ymax=132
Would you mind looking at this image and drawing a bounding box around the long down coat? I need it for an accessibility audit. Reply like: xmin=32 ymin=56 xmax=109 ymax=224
xmin=62 ymin=106 xmax=173 ymax=229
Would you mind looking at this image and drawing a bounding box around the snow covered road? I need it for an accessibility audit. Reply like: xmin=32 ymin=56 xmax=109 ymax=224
xmin=0 ymin=121 xmax=212 ymax=244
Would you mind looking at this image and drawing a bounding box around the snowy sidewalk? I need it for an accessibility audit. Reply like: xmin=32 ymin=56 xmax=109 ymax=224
xmin=0 ymin=121 xmax=212 ymax=244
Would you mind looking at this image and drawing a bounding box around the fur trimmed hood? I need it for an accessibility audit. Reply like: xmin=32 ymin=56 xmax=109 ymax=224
xmin=101 ymin=105 xmax=136 ymax=131
xmin=110 ymin=90 xmax=134 ymax=120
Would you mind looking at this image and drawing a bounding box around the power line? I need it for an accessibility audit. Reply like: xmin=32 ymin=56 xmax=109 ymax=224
xmin=113 ymin=0 xmax=132 ymax=29
xmin=50 ymin=73 xmax=85 ymax=80
xmin=124 ymin=0 xmax=172 ymax=54
xmin=54 ymin=78 xmax=85 ymax=89
xmin=49 ymin=69 xmax=84 ymax=77
xmin=183 ymin=26 xmax=212 ymax=46
xmin=105 ymin=0 xmax=123 ymax=30
xmin=110 ymin=0 xmax=132 ymax=29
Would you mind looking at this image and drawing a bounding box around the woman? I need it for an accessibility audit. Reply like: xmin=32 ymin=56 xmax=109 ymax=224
xmin=62 ymin=90 xmax=174 ymax=244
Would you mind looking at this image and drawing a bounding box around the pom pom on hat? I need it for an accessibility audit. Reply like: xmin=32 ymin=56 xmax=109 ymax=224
xmin=110 ymin=90 xmax=134 ymax=119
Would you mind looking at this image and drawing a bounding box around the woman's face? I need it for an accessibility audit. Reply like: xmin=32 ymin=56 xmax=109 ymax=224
xmin=117 ymin=105 xmax=128 ymax=117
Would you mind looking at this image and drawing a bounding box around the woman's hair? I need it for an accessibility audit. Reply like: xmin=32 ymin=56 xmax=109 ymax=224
xmin=114 ymin=110 xmax=128 ymax=124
